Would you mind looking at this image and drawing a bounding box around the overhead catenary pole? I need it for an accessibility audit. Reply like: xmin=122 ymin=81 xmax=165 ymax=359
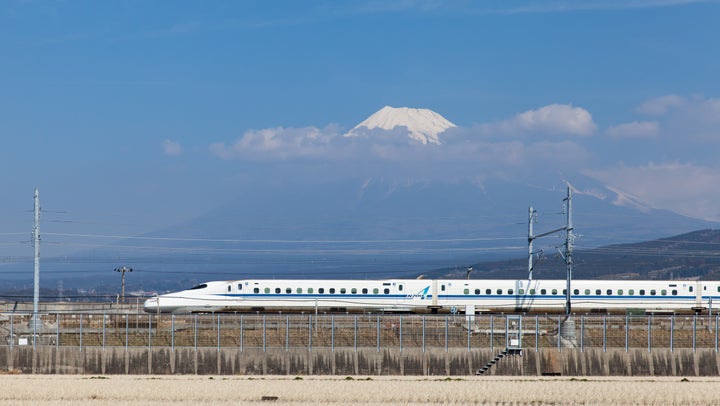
xmin=564 ymin=185 xmax=574 ymax=316
xmin=31 ymin=188 xmax=41 ymax=328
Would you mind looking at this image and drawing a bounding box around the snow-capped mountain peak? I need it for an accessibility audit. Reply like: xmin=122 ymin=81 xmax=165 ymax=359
xmin=345 ymin=106 xmax=456 ymax=144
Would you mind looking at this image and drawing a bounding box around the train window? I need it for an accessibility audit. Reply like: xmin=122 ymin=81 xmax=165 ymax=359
xmin=672 ymin=289 xmax=677 ymax=295
xmin=398 ymin=285 xmax=403 ymax=291
xmin=718 ymin=286 xmax=720 ymax=293
xmin=562 ymin=289 xmax=567 ymax=295
xmin=689 ymin=286 xmax=694 ymax=292
xmin=584 ymin=289 xmax=590 ymax=295
xmin=618 ymin=289 xmax=623 ymax=295
xmin=541 ymin=289 xmax=547 ymax=295
xmin=329 ymin=288 xmax=335 ymax=294
xmin=319 ymin=288 xmax=325 ymax=294
xmin=508 ymin=289 xmax=514 ymax=295
xmin=650 ymin=290 xmax=656 ymax=296
xmin=486 ymin=289 xmax=491 ymax=295
xmin=383 ymin=288 xmax=390 ymax=294
xmin=237 ymin=284 xmax=242 ymax=291
xmin=639 ymin=289 xmax=645 ymax=296
xmin=464 ymin=289 xmax=469 ymax=295
xmin=530 ymin=289 xmax=536 ymax=295
xmin=362 ymin=288 xmax=368 ymax=294
xmin=552 ymin=289 xmax=558 ymax=295
xmin=373 ymin=288 xmax=379 ymax=294
xmin=254 ymin=288 xmax=259 ymax=294
xmin=496 ymin=289 xmax=502 ymax=295
xmin=308 ymin=288 xmax=314 ymax=294
xmin=228 ymin=285 xmax=231 ymax=293
xmin=275 ymin=288 xmax=281 ymax=294
xmin=475 ymin=289 xmax=481 ymax=295
xmin=661 ymin=289 xmax=667 ymax=295
xmin=286 ymin=288 xmax=292 ymax=294
xmin=351 ymin=288 xmax=357 ymax=294
xmin=595 ymin=289 xmax=601 ymax=295
xmin=297 ymin=288 xmax=302 ymax=294
xmin=264 ymin=288 xmax=270 ymax=294
xmin=340 ymin=288 xmax=346 ymax=294
xmin=441 ymin=285 xmax=446 ymax=291
xmin=383 ymin=282 xmax=391 ymax=286
xmin=607 ymin=289 xmax=612 ymax=295
xmin=519 ymin=289 xmax=524 ymax=295
xmin=629 ymin=289 xmax=634 ymax=295
xmin=573 ymin=289 xmax=579 ymax=295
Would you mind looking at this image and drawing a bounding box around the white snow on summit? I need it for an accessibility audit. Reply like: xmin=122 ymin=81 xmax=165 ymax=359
xmin=345 ymin=106 xmax=456 ymax=144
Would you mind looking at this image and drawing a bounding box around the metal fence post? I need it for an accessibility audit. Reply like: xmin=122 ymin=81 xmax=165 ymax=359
xmin=9 ymin=314 xmax=13 ymax=350
xmin=693 ymin=315 xmax=697 ymax=352
xmin=125 ymin=315 xmax=129 ymax=351
xmin=648 ymin=315 xmax=652 ymax=352
xmin=217 ymin=314 xmax=221 ymax=352
xmin=445 ymin=316 xmax=449 ymax=353
xmin=308 ymin=315 xmax=312 ymax=352
xmin=399 ymin=315 xmax=403 ymax=353
xmin=535 ymin=315 xmax=539 ymax=351
xmin=331 ymin=315 xmax=335 ymax=352
xmin=240 ymin=315 xmax=244 ymax=352
xmin=377 ymin=316 xmax=381 ymax=353
xmin=557 ymin=316 xmax=561 ymax=352
xmin=79 ymin=314 xmax=83 ymax=351
xmin=286 ymin=315 xmax=289 ymax=352
xmin=580 ymin=315 xmax=584 ymax=351
xmin=603 ymin=315 xmax=607 ymax=352
xmin=624 ymin=315 xmax=628 ymax=352
xmin=716 ymin=315 xmax=718 ymax=353
xmin=467 ymin=314 xmax=471 ymax=352
xmin=670 ymin=315 xmax=674 ymax=352
xmin=171 ymin=315 xmax=175 ymax=351
xmin=354 ymin=315 xmax=358 ymax=352
xmin=490 ymin=315 xmax=494 ymax=352
xmin=422 ymin=316 xmax=426 ymax=353
xmin=262 ymin=315 xmax=267 ymax=352
xmin=194 ymin=314 xmax=198 ymax=352
xmin=102 ymin=312 xmax=106 ymax=350
xmin=148 ymin=314 xmax=152 ymax=350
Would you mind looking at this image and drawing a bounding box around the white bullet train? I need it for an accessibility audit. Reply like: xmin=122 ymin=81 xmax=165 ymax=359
xmin=143 ymin=278 xmax=720 ymax=315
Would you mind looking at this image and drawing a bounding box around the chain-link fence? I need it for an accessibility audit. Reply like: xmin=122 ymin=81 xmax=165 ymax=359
xmin=1 ymin=313 xmax=718 ymax=352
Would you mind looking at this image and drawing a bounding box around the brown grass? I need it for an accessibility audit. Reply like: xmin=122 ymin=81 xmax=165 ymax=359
xmin=0 ymin=375 xmax=718 ymax=405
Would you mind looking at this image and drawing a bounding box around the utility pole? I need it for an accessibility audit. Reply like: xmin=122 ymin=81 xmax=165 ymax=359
xmin=29 ymin=188 xmax=41 ymax=329
xmin=115 ymin=266 xmax=133 ymax=304
xmin=563 ymin=186 xmax=574 ymax=316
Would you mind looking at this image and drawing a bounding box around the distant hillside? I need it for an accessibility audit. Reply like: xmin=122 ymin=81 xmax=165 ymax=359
xmin=439 ymin=229 xmax=720 ymax=281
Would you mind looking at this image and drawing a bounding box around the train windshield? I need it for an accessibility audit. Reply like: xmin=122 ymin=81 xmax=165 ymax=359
xmin=188 ymin=284 xmax=208 ymax=290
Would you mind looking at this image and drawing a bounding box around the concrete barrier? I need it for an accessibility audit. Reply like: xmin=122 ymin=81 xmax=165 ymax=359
xmin=2 ymin=346 xmax=719 ymax=376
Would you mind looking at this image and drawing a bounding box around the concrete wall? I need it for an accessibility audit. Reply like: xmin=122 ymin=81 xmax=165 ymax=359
xmin=1 ymin=346 xmax=719 ymax=376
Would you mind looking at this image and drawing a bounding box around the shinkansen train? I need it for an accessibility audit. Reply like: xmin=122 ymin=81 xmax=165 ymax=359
xmin=142 ymin=278 xmax=720 ymax=315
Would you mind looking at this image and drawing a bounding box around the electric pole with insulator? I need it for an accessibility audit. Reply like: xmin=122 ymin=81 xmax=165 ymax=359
xmin=115 ymin=266 xmax=133 ymax=304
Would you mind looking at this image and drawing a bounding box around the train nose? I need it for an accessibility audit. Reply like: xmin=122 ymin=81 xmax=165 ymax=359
xmin=143 ymin=297 xmax=159 ymax=313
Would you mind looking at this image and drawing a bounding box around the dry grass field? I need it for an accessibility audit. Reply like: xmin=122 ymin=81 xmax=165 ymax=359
xmin=0 ymin=375 xmax=719 ymax=405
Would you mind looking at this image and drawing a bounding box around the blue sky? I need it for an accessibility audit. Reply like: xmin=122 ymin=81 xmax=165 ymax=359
xmin=1 ymin=0 xmax=720 ymax=258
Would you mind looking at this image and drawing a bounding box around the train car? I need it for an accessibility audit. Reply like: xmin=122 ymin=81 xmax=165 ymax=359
xmin=143 ymin=278 xmax=720 ymax=315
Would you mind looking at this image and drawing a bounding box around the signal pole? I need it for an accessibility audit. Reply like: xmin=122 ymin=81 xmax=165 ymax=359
xmin=115 ymin=266 xmax=133 ymax=304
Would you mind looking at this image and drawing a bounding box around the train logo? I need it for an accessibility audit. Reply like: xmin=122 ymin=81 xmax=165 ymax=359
xmin=406 ymin=285 xmax=431 ymax=300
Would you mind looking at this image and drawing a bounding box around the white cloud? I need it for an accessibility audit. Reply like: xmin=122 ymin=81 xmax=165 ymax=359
xmin=636 ymin=94 xmax=687 ymax=116
xmin=209 ymin=125 xmax=343 ymax=160
xmin=162 ymin=140 xmax=182 ymax=156
xmin=606 ymin=121 xmax=660 ymax=138
xmin=478 ymin=104 xmax=597 ymax=137
xmin=584 ymin=162 xmax=720 ymax=221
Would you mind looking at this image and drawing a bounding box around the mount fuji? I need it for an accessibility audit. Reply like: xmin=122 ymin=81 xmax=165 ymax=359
xmin=345 ymin=106 xmax=456 ymax=144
